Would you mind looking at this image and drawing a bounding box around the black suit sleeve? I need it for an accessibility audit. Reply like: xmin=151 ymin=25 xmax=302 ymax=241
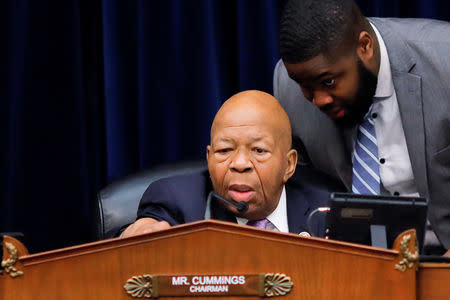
xmin=104 ymin=177 xmax=189 ymax=238
xmin=137 ymin=177 xmax=185 ymax=225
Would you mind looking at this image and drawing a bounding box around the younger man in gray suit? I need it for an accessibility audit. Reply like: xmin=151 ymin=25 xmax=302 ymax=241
xmin=274 ymin=0 xmax=450 ymax=254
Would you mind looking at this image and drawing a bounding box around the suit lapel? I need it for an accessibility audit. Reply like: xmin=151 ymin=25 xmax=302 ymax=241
xmin=372 ymin=18 xmax=430 ymax=199
xmin=307 ymin=108 xmax=354 ymax=191
xmin=329 ymin=128 xmax=354 ymax=191
xmin=393 ymin=73 xmax=429 ymax=199
xmin=286 ymin=184 xmax=311 ymax=234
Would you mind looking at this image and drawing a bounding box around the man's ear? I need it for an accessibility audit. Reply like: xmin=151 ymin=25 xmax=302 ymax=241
xmin=283 ymin=149 xmax=298 ymax=183
xmin=206 ymin=145 xmax=211 ymax=161
xmin=356 ymin=31 xmax=375 ymax=66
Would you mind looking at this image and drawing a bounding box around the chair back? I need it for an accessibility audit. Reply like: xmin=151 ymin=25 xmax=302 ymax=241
xmin=95 ymin=161 xmax=206 ymax=239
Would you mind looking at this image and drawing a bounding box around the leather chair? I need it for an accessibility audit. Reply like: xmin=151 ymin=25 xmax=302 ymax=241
xmin=94 ymin=161 xmax=207 ymax=239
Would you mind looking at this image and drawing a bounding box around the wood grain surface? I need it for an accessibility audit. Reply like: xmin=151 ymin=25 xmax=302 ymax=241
xmin=0 ymin=220 xmax=431 ymax=300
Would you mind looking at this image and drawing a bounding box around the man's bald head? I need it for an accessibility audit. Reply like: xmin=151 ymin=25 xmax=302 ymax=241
xmin=211 ymin=90 xmax=293 ymax=151
xmin=207 ymin=90 xmax=297 ymax=220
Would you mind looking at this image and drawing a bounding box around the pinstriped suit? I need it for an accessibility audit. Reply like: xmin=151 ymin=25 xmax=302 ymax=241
xmin=274 ymin=18 xmax=450 ymax=248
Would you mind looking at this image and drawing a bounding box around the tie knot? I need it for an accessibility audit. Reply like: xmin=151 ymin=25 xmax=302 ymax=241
xmin=247 ymin=218 xmax=270 ymax=229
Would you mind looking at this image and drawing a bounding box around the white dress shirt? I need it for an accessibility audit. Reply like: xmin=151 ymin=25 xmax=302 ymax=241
xmin=367 ymin=23 xmax=419 ymax=197
xmin=236 ymin=186 xmax=289 ymax=233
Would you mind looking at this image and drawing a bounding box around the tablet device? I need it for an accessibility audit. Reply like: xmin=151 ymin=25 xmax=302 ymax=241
xmin=326 ymin=192 xmax=427 ymax=250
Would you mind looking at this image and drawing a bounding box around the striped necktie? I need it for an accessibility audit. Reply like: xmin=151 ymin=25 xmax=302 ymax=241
xmin=352 ymin=109 xmax=380 ymax=195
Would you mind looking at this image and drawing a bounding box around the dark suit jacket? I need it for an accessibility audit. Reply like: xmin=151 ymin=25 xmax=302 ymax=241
xmin=137 ymin=168 xmax=337 ymax=235
xmin=274 ymin=18 xmax=450 ymax=248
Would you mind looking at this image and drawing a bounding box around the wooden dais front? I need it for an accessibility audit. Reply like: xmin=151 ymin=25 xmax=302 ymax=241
xmin=0 ymin=220 xmax=441 ymax=299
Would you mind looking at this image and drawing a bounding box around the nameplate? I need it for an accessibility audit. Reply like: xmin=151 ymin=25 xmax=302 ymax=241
xmin=124 ymin=273 xmax=293 ymax=298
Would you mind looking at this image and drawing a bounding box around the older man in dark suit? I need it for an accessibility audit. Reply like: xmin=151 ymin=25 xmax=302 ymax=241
xmin=120 ymin=90 xmax=335 ymax=237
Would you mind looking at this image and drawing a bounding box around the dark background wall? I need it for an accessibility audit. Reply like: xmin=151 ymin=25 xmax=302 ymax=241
xmin=1 ymin=0 xmax=449 ymax=253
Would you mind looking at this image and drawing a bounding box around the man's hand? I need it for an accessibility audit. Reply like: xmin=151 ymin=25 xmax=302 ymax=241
xmin=121 ymin=217 xmax=170 ymax=238
xmin=444 ymin=249 xmax=450 ymax=257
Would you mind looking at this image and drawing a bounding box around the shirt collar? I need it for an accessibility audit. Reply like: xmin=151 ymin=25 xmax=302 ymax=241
xmin=236 ymin=186 xmax=289 ymax=233
xmin=370 ymin=22 xmax=394 ymax=99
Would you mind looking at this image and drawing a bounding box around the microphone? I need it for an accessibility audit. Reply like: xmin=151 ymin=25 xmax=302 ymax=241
xmin=211 ymin=191 xmax=249 ymax=213
xmin=306 ymin=207 xmax=330 ymax=237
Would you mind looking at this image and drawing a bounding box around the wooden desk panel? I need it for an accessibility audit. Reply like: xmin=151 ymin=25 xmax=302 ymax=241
xmin=1 ymin=220 xmax=419 ymax=300
xmin=418 ymin=263 xmax=450 ymax=300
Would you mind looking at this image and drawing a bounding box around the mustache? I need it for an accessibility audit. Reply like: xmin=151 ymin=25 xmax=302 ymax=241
xmin=319 ymin=103 xmax=335 ymax=113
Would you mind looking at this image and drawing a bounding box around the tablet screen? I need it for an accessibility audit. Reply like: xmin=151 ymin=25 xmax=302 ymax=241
xmin=326 ymin=192 xmax=427 ymax=250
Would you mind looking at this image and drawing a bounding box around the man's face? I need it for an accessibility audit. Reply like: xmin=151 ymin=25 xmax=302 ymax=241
xmin=207 ymin=107 xmax=296 ymax=220
xmin=284 ymin=52 xmax=377 ymax=128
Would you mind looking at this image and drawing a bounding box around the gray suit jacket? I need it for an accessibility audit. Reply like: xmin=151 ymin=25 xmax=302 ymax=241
xmin=274 ymin=18 xmax=450 ymax=248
